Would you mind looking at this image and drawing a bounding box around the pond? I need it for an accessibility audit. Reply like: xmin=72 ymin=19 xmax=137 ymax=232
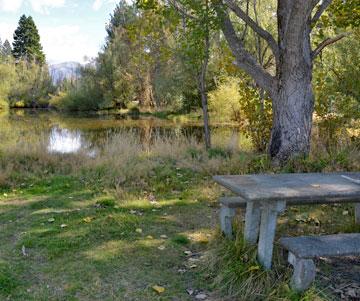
xmin=0 ymin=110 xmax=248 ymax=154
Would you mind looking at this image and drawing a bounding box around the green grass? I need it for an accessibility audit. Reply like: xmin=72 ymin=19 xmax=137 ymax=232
xmin=0 ymin=175 xmax=217 ymax=300
xmin=0 ymin=171 xmax=358 ymax=300
xmin=0 ymin=128 xmax=359 ymax=300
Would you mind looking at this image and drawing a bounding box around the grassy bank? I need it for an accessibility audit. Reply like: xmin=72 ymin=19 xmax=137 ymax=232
xmin=0 ymin=132 xmax=359 ymax=300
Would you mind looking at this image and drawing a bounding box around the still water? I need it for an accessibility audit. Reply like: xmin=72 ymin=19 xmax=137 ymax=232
xmin=0 ymin=110 xmax=245 ymax=154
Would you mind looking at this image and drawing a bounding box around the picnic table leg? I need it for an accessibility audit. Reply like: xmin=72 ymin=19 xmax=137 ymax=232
xmin=257 ymin=201 xmax=286 ymax=270
xmin=220 ymin=205 xmax=236 ymax=239
xmin=244 ymin=201 xmax=261 ymax=244
xmin=355 ymin=204 xmax=360 ymax=224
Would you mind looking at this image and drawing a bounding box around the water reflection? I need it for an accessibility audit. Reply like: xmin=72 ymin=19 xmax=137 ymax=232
xmin=48 ymin=127 xmax=83 ymax=154
xmin=0 ymin=110 xmax=247 ymax=154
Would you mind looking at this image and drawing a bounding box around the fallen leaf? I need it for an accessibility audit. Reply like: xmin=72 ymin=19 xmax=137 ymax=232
xmin=247 ymin=265 xmax=260 ymax=272
xmin=136 ymin=228 xmax=143 ymax=234
xmin=152 ymin=285 xmax=165 ymax=294
xmin=160 ymin=235 xmax=168 ymax=239
xmin=342 ymin=210 xmax=349 ymax=216
xmin=22 ymin=245 xmax=28 ymax=256
xmin=158 ymin=245 xmax=166 ymax=251
xmin=83 ymin=217 xmax=93 ymax=223
xmin=48 ymin=218 xmax=55 ymax=223
xmin=60 ymin=224 xmax=67 ymax=228
xmin=146 ymin=235 xmax=154 ymax=239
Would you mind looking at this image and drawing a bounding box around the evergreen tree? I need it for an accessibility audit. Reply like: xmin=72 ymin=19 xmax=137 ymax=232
xmin=3 ymin=40 xmax=12 ymax=56
xmin=12 ymin=15 xmax=45 ymax=64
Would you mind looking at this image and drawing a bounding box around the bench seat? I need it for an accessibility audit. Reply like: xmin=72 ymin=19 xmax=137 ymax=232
xmin=280 ymin=233 xmax=360 ymax=259
xmin=279 ymin=233 xmax=360 ymax=292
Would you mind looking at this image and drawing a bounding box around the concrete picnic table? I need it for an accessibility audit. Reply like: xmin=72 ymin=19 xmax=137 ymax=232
xmin=213 ymin=172 xmax=360 ymax=270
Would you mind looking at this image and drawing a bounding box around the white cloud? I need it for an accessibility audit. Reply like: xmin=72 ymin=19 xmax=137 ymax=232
xmin=39 ymin=25 xmax=99 ymax=63
xmin=29 ymin=0 xmax=65 ymax=14
xmin=0 ymin=0 xmax=23 ymax=12
xmin=92 ymin=0 xmax=102 ymax=11
xmin=92 ymin=0 xmax=117 ymax=11
xmin=0 ymin=21 xmax=17 ymax=41
xmin=0 ymin=0 xmax=65 ymax=14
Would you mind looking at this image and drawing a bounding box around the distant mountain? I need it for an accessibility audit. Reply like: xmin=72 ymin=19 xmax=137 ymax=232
xmin=49 ymin=62 xmax=81 ymax=85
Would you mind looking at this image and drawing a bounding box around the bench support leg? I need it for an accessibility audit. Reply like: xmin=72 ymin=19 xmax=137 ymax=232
xmin=257 ymin=201 xmax=286 ymax=270
xmin=220 ymin=206 xmax=236 ymax=239
xmin=355 ymin=203 xmax=360 ymax=224
xmin=244 ymin=201 xmax=261 ymax=245
xmin=288 ymin=252 xmax=316 ymax=292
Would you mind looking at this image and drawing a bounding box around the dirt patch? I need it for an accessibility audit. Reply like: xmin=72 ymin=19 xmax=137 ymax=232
xmin=318 ymin=256 xmax=360 ymax=301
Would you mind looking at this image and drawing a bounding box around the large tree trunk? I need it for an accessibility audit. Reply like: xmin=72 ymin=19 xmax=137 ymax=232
xmin=138 ymin=69 xmax=155 ymax=109
xmin=218 ymin=0 xmax=334 ymax=165
xmin=269 ymin=0 xmax=315 ymax=163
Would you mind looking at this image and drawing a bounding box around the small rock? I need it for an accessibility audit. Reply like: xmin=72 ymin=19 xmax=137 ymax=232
xmin=135 ymin=228 xmax=143 ymax=234
xmin=195 ymin=293 xmax=207 ymax=300
xmin=186 ymin=288 xmax=194 ymax=295
xmin=160 ymin=235 xmax=168 ymax=239
xmin=48 ymin=218 xmax=55 ymax=223
xmin=60 ymin=224 xmax=67 ymax=228
xmin=158 ymin=245 xmax=166 ymax=251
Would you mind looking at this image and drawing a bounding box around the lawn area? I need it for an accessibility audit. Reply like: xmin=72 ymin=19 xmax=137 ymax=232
xmin=0 ymin=174 xmax=219 ymax=300
xmin=0 ymin=131 xmax=359 ymax=300
xmin=1 ymin=171 xmax=359 ymax=300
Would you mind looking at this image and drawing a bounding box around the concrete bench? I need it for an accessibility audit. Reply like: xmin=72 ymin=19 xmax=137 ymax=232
xmin=219 ymin=196 xmax=360 ymax=240
xmin=279 ymin=233 xmax=360 ymax=291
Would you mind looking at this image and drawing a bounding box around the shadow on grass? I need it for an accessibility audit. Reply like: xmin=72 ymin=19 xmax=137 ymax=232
xmin=0 ymin=175 xmax=216 ymax=300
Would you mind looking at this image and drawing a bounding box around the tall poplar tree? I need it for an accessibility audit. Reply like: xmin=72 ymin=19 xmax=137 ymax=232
xmin=12 ymin=15 xmax=45 ymax=64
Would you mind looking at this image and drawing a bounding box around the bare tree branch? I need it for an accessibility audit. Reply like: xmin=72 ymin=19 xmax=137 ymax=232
xmin=311 ymin=33 xmax=348 ymax=59
xmin=224 ymin=0 xmax=279 ymax=62
xmin=240 ymin=0 xmax=250 ymax=41
xmin=220 ymin=8 xmax=275 ymax=94
xmin=311 ymin=0 xmax=333 ymax=25
xmin=168 ymin=0 xmax=196 ymax=19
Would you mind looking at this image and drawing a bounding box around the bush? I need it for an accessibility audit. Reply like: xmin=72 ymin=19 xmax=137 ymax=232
xmin=209 ymin=76 xmax=272 ymax=151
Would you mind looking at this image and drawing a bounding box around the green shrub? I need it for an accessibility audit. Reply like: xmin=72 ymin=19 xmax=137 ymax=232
xmin=209 ymin=76 xmax=272 ymax=152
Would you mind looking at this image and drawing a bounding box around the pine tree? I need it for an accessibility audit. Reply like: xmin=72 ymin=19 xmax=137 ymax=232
xmin=12 ymin=15 xmax=45 ymax=64
xmin=3 ymin=40 xmax=12 ymax=56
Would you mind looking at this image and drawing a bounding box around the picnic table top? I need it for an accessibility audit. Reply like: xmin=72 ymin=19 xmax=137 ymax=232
xmin=213 ymin=172 xmax=360 ymax=203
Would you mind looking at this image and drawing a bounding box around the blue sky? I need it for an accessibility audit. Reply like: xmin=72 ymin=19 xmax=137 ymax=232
xmin=0 ymin=0 xmax=124 ymax=63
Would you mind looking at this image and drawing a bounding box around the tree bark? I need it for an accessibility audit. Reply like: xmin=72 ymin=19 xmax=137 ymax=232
xmin=219 ymin=0 xmax=321 ymax=164
xmin=269 ymin=0 xmax=315 ymax=163
xmin=199 ymin=33 xmax=211 ymax=150
xmin=199 ymin=0 xmax=211 ymax=150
